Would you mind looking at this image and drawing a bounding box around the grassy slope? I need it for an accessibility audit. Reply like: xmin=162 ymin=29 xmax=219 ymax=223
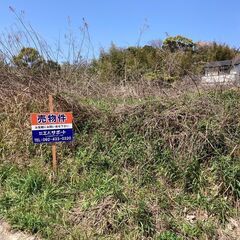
xmin=0 ymin=89 xmax=240 ymax=239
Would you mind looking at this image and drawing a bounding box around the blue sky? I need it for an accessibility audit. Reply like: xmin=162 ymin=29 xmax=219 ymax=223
xmin=0 ymin=0 xmax=239 ymax=58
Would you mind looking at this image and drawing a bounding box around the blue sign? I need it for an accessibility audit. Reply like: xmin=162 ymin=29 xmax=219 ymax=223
xmin=32 ymin=128 xmax=73 ymax=143
xmin=31 ymin=112 xmax=73 ymax=144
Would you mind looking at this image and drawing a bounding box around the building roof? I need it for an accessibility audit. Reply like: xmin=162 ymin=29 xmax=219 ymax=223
xmin=232 ymin=57 xmax=240 ymax=65
xmin=205 ymin=60 xmax=232 ymax=68
xmin=205 ymin=58 xmax=240 ymax=68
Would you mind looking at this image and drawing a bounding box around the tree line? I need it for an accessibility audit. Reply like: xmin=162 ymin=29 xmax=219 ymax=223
xmin=1 ymin=35 xmax=238 ymax=84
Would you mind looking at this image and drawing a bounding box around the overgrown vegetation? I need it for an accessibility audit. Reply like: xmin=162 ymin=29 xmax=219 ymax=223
xmin=0 ymin=12 xmax=240 ymax=240
xmin=93 ymin=36 xmax=237 ymax=84
xmin=1 ymin=84 xmax=240 ymax=239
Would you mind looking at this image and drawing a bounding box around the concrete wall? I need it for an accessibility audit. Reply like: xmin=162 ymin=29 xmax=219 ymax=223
xmin=202 ymin=73 xmax=239 ymax=84
xmin=231 ymin=64 xmax=240 ymax=75
xmin=202 ymin=65 xmax=240 ymax=84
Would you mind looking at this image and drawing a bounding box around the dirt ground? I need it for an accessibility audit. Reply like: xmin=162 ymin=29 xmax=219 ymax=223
xmin=0 ymin=220 xmax=37 ymax=240
xmin=0 ymin=218 xmax=239 ymax=239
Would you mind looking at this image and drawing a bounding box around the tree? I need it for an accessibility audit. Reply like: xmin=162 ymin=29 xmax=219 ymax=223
xmin=13 ymin=47 xmax=61 ymax=74
xmin=13 ymin=47 xmax=44 ymax=68
xmin=44 ymin=60 xmax=61 ymax=74
xmin=162 ymin=35 xmax=195 ymax=52
xmin=205 ymin=42 xmax=236 ymax=62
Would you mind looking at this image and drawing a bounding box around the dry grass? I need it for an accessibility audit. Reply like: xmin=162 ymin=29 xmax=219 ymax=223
xmin=0 ymin=13 xmax=239 ymax=239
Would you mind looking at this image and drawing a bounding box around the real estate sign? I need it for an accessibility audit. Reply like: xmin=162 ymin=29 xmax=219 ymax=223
xmin=31 ymin=112 xmax=73 ymax=143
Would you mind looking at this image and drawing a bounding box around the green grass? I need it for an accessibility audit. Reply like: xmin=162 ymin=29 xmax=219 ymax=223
xmin=0 ymin=89 xmax=240 ymax=239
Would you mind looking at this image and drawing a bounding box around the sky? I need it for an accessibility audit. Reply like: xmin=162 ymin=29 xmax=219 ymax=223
xmin=0 ymin=0 xmax=239 ymax=58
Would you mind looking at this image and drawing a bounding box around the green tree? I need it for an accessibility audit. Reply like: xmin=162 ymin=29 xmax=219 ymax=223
xmin=198 ymin=42 xmax=237 ymax=62
xmin=13 ymin=47 xmax=44 ymax=68
xmin=13 ymin=47 xmax=61 ymax=74
xmin=162 ymin=35 xmax=195 ymax=52
xmin=94 ymin=44 xmax=163 ymax=82
xmin=44 ymin=60 xmax=61 ymax=74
